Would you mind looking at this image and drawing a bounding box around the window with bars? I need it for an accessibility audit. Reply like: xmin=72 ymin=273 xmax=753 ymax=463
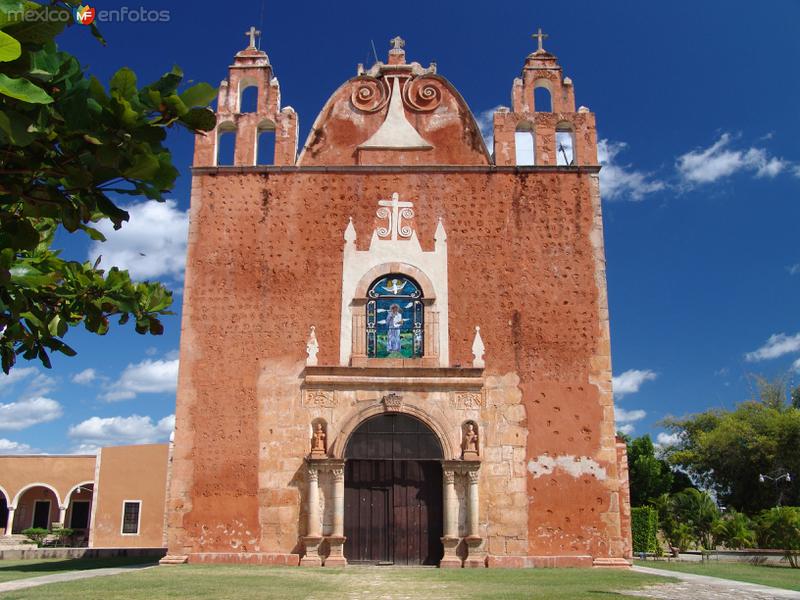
xmin=121 ymin=501 xmax=140 ymax=535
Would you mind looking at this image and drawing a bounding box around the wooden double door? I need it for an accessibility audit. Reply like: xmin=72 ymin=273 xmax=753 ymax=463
xmin=344 ymin=459 xmax=443 ymax=565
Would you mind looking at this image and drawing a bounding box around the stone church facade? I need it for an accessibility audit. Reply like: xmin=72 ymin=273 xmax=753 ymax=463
xmin=163 ymin=31 xmax=633 ymax=568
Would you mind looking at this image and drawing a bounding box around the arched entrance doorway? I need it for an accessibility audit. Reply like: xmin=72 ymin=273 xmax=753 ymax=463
xmin=13 ymin=485 xmax=59 ymax=533
xmin=344 ymin=413 xmax=444 ymax=565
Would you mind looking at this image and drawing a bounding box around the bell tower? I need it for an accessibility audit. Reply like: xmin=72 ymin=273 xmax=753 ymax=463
xmin=193 ymin=27 xmax=298 ymax=167
xmin=493 ymin=29 xmax=598 ymax=167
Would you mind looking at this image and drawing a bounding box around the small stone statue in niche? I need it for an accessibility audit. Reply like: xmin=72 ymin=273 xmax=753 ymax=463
xmin=311 ymin=423 xmax=327 ymax=457
xmin=462 ymin=422 xmax=479 ymax=458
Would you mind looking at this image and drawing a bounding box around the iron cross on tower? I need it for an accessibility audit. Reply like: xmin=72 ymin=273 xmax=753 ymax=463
xmin=245 ymin=26 xmax=261 ymax=49
xmin=532 ymin=27 xmax=548 ymax=52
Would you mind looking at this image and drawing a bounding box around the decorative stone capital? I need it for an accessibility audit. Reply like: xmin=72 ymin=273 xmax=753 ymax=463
xmin=331 ymin=468 xmax=344 ymax=482
xmin=307 ymin=466 xmax=319 ymax=483
xmin=467 ymin=469 xmax=480 ymax=484
xmin=443 ymin=469 xmax=455 ymax=485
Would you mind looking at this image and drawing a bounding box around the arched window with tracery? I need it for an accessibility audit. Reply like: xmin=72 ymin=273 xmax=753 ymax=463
xmin=366 ymin=275 xmax=423 ymax=358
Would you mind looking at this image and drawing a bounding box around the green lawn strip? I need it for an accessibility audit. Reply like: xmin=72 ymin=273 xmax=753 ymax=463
xmin=634 ymin=560 xmax=800 ymax=592
xmin=0 ymin=556 xmax=158 ymax=584
xmin=0 ymin=564 xmax=673 ymax=600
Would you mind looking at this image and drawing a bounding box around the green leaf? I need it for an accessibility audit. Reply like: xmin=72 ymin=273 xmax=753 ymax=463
xmin=0 ymin=110 xmax=34 ymax=145
xmin=0 ymin=29 xmax=20 ymax=62
xmin=123 ymin=153 xmax=159 ymax=180
xmin=182 ymin=107 xmax=216 ymax=131
xmin=0 ymin=73 xmax=52 ymax=103
xmin=180 ymin=82 xmax=217 ymax=107
xmin=4 ymin=5 xmax=67 ymax=43
xmin=110 ymin=67 xmax=137 ymax=99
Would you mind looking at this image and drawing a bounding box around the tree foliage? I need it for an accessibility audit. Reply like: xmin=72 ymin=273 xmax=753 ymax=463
xmin=712 ymin=509 xmax=756 ymax=550
xmin=662 ymin=378 xmax=800 ymax=513
xmin=625 ymin=434 xmax=694 ymax=506
xmin=757 ymin=506 xmax=800 ymax=568
xmin=0 ymin=1 xmax=216 ymax=372
xmin=654 ymin=488 xmax=720 ymax=551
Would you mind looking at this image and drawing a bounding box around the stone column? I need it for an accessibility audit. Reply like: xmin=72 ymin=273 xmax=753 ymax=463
xmin=4 ymin=507 xmax=14 ymax=536
xmin=440 ymin=466 xmax=461 ymax=568
xmin=300 ymin=465 xmax=322 ymax=566
xmin=325 ymin=465 xmax=347 ymax=566
xmin=58 ymin=505 xmax=67 ymax=527
xmin=464 ymin=466 xmax=486 ymax=568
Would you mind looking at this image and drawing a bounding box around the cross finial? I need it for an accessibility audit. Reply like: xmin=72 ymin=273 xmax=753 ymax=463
xmin=245 ymin=26 xmax=261 ymax=49
xmin=531 ymin=27 xmax=548 ymax=52
xmin=390 ymin=36 xmax=405 ymax=51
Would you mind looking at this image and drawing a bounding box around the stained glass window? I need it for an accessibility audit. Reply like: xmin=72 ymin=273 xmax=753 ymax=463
xmin=366 ymin=275 xmax=424 ymax=359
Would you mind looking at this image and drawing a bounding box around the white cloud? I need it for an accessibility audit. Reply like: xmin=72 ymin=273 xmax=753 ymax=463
xmin=0 ymin=368 xmax=55 ymax=399
xmin=0 ymin=367 xmax=37 ymax=392
xmin=0 ymin=438 xmax=37 ymax=454
xmin=68 ymin=414 xmax=175 ymax=453
xmin=102 ymin=357 xmax=179 ymax=402
xmin=0 ymin=396 xmax=63 ymax=430
xmin=72 ymin=368 xmax=97 ymax=385
xmin=474 ymin=105 xmax=502 ymax=153
xmin=616 ymin=407 xmax=647 ymax=423
xmin=598 ymin=139 xmax=666 ymax=201
xmin=88 ymin=199 xmax=189 ymax=281
xmin=744 ymin=332 xmax=800 ymax=362
xmin=655 ymin=432 xmax=682 ymax=448
xmin=676 ymin=133 xmax=789 ymax=185
xmin=793 ymin=357 xmax=800 ymax=373
xmin=616 ymin=407 xmax=647 ymax=435
xmin=788 ymin=264 xmax=800 ymax=276
xmin=613 ymin=369 xmax=658 ymax=399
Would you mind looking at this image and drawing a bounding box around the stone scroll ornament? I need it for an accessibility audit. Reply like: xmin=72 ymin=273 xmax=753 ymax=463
xmin=402 ymin=76 xmax=443 ymax=112
xmin=351 ymin=75 xmax=443 ymax=113
xmin=351 ymin=76 xmax=390 ymax=112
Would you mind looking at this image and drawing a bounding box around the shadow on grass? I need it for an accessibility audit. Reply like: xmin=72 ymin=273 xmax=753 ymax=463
xmin=0 ymin=557 xmax=157 ymax=575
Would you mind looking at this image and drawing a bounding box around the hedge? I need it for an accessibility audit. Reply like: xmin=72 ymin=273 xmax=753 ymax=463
xmin=632 ymin=506 xmax=658 ymax=554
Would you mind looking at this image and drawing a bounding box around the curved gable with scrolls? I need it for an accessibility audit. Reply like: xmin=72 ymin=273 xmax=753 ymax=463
xmin=297 ymin=41 xmax=491 ymax=167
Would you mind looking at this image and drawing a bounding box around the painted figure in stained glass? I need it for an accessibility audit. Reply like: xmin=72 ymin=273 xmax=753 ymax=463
xmin=366 ymin=275 xmax=423 ymax=359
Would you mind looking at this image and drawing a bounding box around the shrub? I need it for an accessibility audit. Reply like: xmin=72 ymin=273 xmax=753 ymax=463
xmin=632 ymin=506 xmax=659 ymax=554
xmin=713 ymin=509 xmax=756 ymax=549
xmin=21 ymin=527 xmax=49 ymax=547
xmin=757 ymin=506 xmax=800 ymax=568
xmin=51 ymin=527 xmax=74 ymax=547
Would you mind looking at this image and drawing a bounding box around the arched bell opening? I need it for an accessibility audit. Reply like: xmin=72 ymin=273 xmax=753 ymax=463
xmin=343 ymin=413 xmax=444 ymax=565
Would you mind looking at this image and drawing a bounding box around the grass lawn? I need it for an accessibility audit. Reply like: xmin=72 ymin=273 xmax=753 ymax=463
xmin=635 ymin=559 xmax=800 ymax=591
xmin=0 ymin=564 xmax=674 ymax=599
xmin=0 ymin=556 xmax=157 ymax=584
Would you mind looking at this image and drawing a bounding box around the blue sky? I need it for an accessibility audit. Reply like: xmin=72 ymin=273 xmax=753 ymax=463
xmin=1 ymin=0 xmax=799 ymax=453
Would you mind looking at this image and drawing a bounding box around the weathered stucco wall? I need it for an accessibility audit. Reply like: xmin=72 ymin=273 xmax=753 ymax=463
xmin=167 ymin=168 xmax=627 ymax=565
xmin=91 ymin=444 xmax=169 ymax=548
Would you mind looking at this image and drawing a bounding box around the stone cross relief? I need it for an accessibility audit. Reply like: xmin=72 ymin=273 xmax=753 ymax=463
xmin=376 ymin=192 xmax=414 ymax=240
xmin=390 ymin=36 xmax=405 ymax=50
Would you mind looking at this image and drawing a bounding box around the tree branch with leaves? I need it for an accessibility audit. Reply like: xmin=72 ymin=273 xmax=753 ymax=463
xmin=0 ymin=0 xmax=216 ymax=372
